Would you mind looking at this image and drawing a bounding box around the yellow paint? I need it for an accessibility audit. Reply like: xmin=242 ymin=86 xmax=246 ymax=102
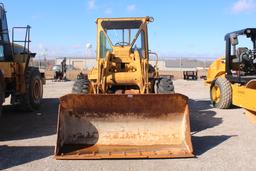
xmin=211 ymin=85 xmax=221 ymax=103
xmin=232 ymin=83 xmax=256 ymax=112
xmin=205 ymin=57 xmax=226 ymax=85
xmin=0 ymin=59 xmax=27 ymax=94
xmin=88 ymin=17 xmax=156 ymax=94
xmin=207 ymin=57 xmax=256 ymax=123
xmin=0 ymin=62 xmax=15 ymax=78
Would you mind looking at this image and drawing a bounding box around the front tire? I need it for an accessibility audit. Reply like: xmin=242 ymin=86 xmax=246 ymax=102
xmin=72 ymin=74 xmax=90 ymax=94
xmin=154 ymin=77 xmax=174 ymax=94
xmin=210 ymin=77 xmax=232 ymax=109
xmin=20 ymin=67 xmax=43 ymax=111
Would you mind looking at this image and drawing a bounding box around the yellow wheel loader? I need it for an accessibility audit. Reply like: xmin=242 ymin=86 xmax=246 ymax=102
xmin=55 ymin=17 xmax=193 ymax=159
xmin=206 ymin=28 xmax=256 ymax=123
xmin=0 ymin=4 xmax=45 ymax=117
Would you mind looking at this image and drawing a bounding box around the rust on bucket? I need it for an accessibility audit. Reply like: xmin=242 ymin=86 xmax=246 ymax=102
xmin=55 ymin=94 xmax=193 ymax=159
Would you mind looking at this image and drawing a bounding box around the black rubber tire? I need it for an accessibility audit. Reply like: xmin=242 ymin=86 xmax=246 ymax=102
xmin=19 ymin=67 xmax=43 ymax=111
xmin=72 ymin=76 xmax=90 ymax=94
xmin=148 ymin=64 xmax=155 ymax=73
xmin=210 ymin=77 xmax=232 ymax=109
xmin=154 ymin=77 xmax=174 ymax=94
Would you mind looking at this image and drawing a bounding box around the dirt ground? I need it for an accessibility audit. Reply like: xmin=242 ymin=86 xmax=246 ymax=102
xmin=0 ymin=80 xmax=256 ymax=171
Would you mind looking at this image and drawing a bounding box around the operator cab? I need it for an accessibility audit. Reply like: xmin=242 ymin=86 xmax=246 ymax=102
xmin=225 ymin=28 xmax=256 ymax=84
xmin=0 ymin=3 xmax=12 ymax=61
xmin=0 ymin=3 xmax=35 ymax=65
xmin=99 ymin=19 xmax=148 ymax=59
xmin=97 ymin=17 xmax=153 ymax=75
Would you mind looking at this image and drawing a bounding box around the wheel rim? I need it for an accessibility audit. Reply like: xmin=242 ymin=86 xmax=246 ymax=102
xmin=32 ymin=79 xmax=41 ymax=101
xmin=211 ymin=85 xmax=221 ymax=103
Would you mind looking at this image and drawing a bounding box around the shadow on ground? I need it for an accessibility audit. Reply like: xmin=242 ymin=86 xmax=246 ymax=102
xmin=189 ymin=99 xmax=235 ymax=156
xmin=192 ymin=135 xmax=234 ymax=156
xmin=189 ymin=99 xmax=222 ymax=133
xmin=0 ymin=145 xmax=54 ymax=170
xmin=0 ymin=98 xmax=59 ymax=141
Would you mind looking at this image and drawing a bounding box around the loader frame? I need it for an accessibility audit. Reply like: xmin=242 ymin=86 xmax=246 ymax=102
xmin=88 ymin=17 xmax=156 ymax=94
xmin=55 ymin=16 xmax=193 ymax=159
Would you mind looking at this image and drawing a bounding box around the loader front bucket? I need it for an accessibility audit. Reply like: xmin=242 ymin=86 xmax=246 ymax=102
xmin=55 ymin=94 xmax=193 ymax=159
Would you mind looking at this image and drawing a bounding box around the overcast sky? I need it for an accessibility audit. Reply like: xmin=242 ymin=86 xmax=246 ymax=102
xmin=2 ymin=0 xmax=256 ymax=59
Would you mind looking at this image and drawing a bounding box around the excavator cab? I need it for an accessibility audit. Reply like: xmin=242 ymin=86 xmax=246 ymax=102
xmin=0 ymin=4 xmax=12 ymax=61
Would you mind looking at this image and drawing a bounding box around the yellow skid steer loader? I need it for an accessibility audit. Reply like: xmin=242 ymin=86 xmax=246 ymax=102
xmin=55 ymin=17 xmax=193 ymax=159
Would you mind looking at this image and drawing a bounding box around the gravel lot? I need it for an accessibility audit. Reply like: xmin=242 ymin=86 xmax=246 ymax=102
xmin=0 ymin=80 xmax=256 ymax=171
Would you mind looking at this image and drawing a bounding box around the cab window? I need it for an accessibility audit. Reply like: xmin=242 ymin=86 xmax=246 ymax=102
xmin=132 ymin=31 xmax=145 ymax=58
xmin=0 ymin=45 xmax=4 ymax=60
xmin=100 ymin=31 xmax=112 ymax=58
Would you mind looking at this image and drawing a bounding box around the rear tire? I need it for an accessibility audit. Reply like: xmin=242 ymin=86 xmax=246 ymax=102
xmin=19 ymin=67 xmax=43 ymax=111
xmin=154 ymin=77 xmax=174 ymax=94
xmin=72 ymin=74 xmax=90 ymax=94
xmin=210 ymin=77 xmax=232 ymax=109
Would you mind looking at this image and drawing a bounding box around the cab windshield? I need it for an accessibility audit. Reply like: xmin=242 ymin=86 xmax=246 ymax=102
xmin=100 ymin=20 xmax=146 ymax=58
xmin=101 ymin=20 xmax=142 ymax=47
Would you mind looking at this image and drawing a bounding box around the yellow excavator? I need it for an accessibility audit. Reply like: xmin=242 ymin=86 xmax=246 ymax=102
xmin=0 ymin=3 xmax=44 ymax=117
xmin=55 ymin=17 xmax=193 ymax=159
xmin=206 ymin=28 xmax=256 ymax=123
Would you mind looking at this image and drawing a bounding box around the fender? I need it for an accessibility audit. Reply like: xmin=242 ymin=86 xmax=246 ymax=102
xmin=205 ymin=57 xmax=226 ymax=85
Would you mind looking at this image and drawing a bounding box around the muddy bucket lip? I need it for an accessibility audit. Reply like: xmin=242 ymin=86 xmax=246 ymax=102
xmin=55 ymin=93 xmax=193 ymax=159
xmin=54 ymin=144 xmax=194 ymax=160
xmin=54 ymin=152 xmax=194 ymax=160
